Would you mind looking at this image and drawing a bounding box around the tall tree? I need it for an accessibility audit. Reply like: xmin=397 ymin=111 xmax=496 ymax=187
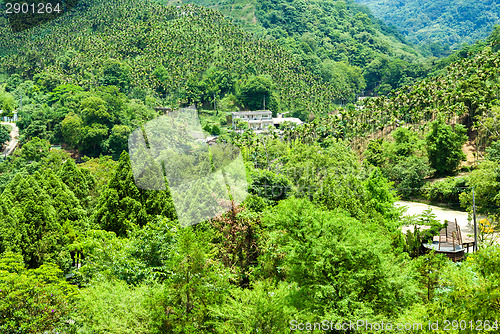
xmin=258 ymin=198 xmax=418 ymax=323
xmin=0 ymin=170 xmax=85 ymax=270
xmin=426 ymin=116 xmax=467 ymax=176
xmin=0 ymin=252 xmax=78 ymax=333
xmin=58 ymin=159 xmax=95 ymax=205
xmin=238 ymin=76 xmax=276 ymax=111
xmin=0 ymin=125 xmax=10 ymax=146
xmin=93 ymin=151 xmax=177 ymax=236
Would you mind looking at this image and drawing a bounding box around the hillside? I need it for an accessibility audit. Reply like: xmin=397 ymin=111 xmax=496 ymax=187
xmin=355 ymin=0 xmax=500 ymax=55
xmin=0 ymin=0 xmax=339 ymax=118
xmin=163 ymin=0 xmax=429 ymax=96
xmin=277 ymin=30 xmax=500 ymax=212
xmin=296 ymin=32 xmax=500 ymax=149
xmin=1 ymin=1 xmax=500 ymax=332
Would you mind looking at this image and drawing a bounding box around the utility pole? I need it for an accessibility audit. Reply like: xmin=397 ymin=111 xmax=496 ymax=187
xmin=472 ymin=187 xmax=478 ymax=252
xmin=213 ymin=93 xmax=217 ymax=115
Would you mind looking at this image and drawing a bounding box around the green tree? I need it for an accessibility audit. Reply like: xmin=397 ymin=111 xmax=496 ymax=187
xmin=403 ymin=209 xmax=444 ymax=258
xmin=95 ymin=85 xmax=127 ymax=124
xmin=414 ymin=251 xmax=449 ymax=302
xmin=149 ymin=227 xmax=232 ymax=333
xmin=33 ymin=71 xmax=63 ymax=92
xmin=78 ymin=156 xmax=118 ymax=196
xmin=234 ymin=118 xmax=249 ymax=130
xmin=0 ymin=252 xmax=78 ymax=333
xmin=80 ymin=123 xmax=109 ymax=156
xmin=202 ymin=123 xmax=221 ymax=136
xmin=426 ymin=116 xmax=467 ymax=176
xmin=425 ymin=176 xmax=468 ymax=204
xmin=209 ymin=280 xmax=295 ymax=333
xmin=48 ymin=84 xmax=85 ymax=105
xmin=74 ymin=277 xmax=159 ymax=334
xmin=0 ymin=89 xmax=16 ymax=114
xmin=19 ymin=137 xmax=51 ymax=162
xmin=80 ymin=96 xmax=112 ymax=126
xmin=486 ymin=140 xmax=500 ymax=161
xmin=459 ymin=160 xmax=500 ymax=219
xmin=0 ymin=169 xmax=86 ymax=270
xmin=283 ymin=141 xmax=368 ymax=218
xmin=105 ymin=124 xmax=131 ymax=159
xmin=364 ymin=139 xmax=385 ymax=166
xmin=58 ymin=159 xmax=95 ymax=204
xmin=321 ymin=60 xmax=366 ymax=100
xmin=61 ymin=112 xmax=84 ymax=149
xmin=392 ymin=126 xmax=419 ymax=158
xmin=424 ymin=246 xmax=500 ymax=327
xmin=99 ymin=59 xmax=132 ymax=93
xmin=74 ymin=220 xmax=175 ymax=286
xmin=0 ymin=125 xmax=10 ymax=146
xmin=238 ymin=76 xmax=276 ymax=111
xmin=363 ymin=168 xmax=399 ymax=221
xmin=248 ymin=168 xmax=293 ymax=202
xmin=386 ymin=155 xmax=432 ymax=198
xmin=23 ymin=122 xmax=49 ymax=141
xmin=93 ymin=151 xmax=176 ymax=236
xmin=258 ymin=198 xmax=418 ymax=323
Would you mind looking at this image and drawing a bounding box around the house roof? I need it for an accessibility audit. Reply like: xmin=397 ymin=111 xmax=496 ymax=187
xmin=232 ymin=110 xmax=272 ymax=116
xmin=272 ymin=117 xmax=303 ymax=125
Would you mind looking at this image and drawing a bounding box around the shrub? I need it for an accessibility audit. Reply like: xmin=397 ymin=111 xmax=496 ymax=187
xmin=426 ymin=116 xmax=467 ymax=176
xmin=425 ymin=176 xmax=468 ymax=205
xmin=385 ymin=155 xmax=432 ymax=198
xmin=0 ymin=252 xmax=78 ymax=333
xmin=248 ymin=168 xmax=294 ymax=202
xmin=0 ymin=125 xmax=10 ymax=146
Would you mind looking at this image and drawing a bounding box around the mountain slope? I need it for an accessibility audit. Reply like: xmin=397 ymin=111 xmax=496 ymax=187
xmin=312 ymin=33 xmax=500 ymax=147
xmin=163 ymin=0 xmax=428 ymax=96
xmin=0 ymin=0 xmax=339 ymax=118
xmin=355 ymin=0 xmax=500 ymax=54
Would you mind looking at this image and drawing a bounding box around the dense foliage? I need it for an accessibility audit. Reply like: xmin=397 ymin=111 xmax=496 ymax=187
xmin=0 ymin=0 xmax=500 ymax=332
xmin=426 ymin=116 xmax=468 ymax=176
xmin=287 ymin=33 xmax=500 ymax=154
xmin=0 ymin=124 xmax=9 ymax=146
xmin=169 ymin=0 xmax=431 ymax=96
xmin=0 ymin=0 xmax=341 ymax=120
xmin=0 ymin=252 xmax=78 ymax=333
xmin=355 ymin=0 xmax=500 ymax=55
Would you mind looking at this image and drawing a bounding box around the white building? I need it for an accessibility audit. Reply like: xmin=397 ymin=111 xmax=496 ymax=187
xmin=272 ymin=113 xmax=303 ymax=128
xmin=231 ymin=110 xmax=274 ymax=130
xmin=1 ymin=110 xmax=18 ymax=122
xmin=230 ymin=110 xmax=304 ymax=131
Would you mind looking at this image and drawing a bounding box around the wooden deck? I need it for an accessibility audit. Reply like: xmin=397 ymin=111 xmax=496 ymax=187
xmin=424 ymin=219 xmax=474 ymax=262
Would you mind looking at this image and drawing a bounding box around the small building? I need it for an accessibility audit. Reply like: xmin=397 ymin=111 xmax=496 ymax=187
xmin=272 ymin=113 xmax=303 ymax=128
xmin=231 ymin=110 xmax=274 ymax=130
xmin=1 ymin=110 xmax=18 ymax=122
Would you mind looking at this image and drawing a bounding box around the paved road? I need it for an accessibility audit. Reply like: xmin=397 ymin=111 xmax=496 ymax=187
xmin=395 ymin=201 xmax=475 ymax=241
xmin=0 ymin=122 xmax=19 ymax=157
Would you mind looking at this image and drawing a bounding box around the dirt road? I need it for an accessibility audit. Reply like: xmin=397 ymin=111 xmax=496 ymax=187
xmin=0 ymin=122 xmax=19 ymax=157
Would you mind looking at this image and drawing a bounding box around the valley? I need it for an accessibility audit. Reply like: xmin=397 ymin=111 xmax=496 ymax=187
xmin=0 ymin=0 xmax=499 ymax=332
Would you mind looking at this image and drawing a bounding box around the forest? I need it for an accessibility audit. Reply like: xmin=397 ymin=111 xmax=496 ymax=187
xmin=0 ymin=0 xmax=500 ymax=333
xmin=163 ymin=0 xmax=433 ymax=96
xmin=355 ymin=0 xmax=500 ymax=56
